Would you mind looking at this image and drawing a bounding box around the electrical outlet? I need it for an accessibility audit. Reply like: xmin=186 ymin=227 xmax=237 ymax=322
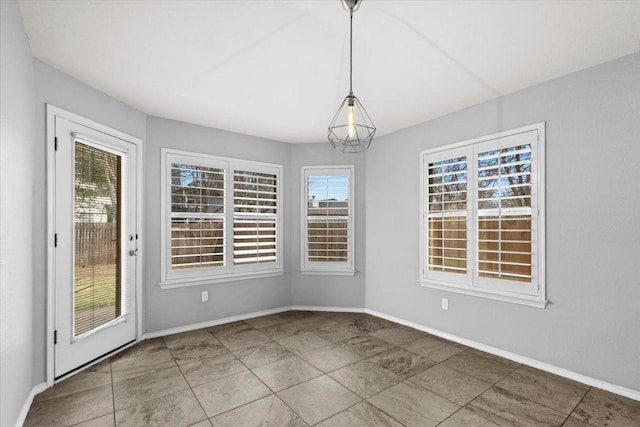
xmin=441 ymin=298 xmax=449 ymax=311
xmin=201 ymin=291 xmax=209 ymax=302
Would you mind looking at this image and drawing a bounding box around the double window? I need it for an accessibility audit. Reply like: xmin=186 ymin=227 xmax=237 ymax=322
xmin=420 ymin=123 xmax=545 ymax=307
xmin=302 ymin=166 xmax=355 ymax=275
xmin=160 ymin=149 xmax=282 ymax=287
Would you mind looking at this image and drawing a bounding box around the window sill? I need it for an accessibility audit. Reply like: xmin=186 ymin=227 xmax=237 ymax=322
xmin=159 ymin=269 xmax=285 ymax=289
xmin=300 ymin=269 xmax=356 ymax=277
xmin=417 ymin=279 xmax=547 ymax=309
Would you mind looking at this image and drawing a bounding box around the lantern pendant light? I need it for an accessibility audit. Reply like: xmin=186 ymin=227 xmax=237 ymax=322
xmin=328 ymin=0 xmax=376 ymax=153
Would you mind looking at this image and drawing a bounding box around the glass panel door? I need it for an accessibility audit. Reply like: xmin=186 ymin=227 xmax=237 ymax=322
xmin=74 ymin=141 xmax=125 ymax=338
xmin=54 ymin=115 xmax=137 ymax=378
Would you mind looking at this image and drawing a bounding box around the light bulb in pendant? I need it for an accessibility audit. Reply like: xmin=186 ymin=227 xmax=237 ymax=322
xmin=347 ymin=98 xmax=355 ymax=139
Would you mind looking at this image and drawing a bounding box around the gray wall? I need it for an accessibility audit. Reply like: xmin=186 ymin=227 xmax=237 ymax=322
xmin=289 ymin=144 xmax=366 ymax=308
xmin=143 ymin=117 xmax=292 ymax=333
xmin=0 ymin=2 xmax=36 ymax=425
xmin=31 ymin=61 xmax=147 ymax=385
xmin=365 ymin=52 xmax=640 ymax=391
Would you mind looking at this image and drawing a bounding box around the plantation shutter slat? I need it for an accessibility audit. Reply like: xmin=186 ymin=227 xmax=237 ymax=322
xmin=233 ymin=170 xmax=278 ymax=265
xmin=170 ymin=163 xmax=225 ymax=270
xmin=477 ymin=143 xmax=533 ymax=283
xmin=426 ymin=155 xmax=468 ymax=275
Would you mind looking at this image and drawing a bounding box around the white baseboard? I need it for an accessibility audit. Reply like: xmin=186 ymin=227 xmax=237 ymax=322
xmin=365 ymin=308 xmax=640 ymax=402
xmin=142 ymin=306 xmax=294 ymax=340
xmin=16 ymin=382 xmax=47 ymax=427
xmin=290 ymin=305 xmax=365 ymax=313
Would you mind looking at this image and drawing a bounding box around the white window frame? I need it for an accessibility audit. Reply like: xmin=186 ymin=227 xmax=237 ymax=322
xmin=160 ymin=148 xmax=283 ymax=289
xmin=419 ymin=123 xmax=546 ymax=308
xmin=301 ymin=165 xmax=355 ymax=275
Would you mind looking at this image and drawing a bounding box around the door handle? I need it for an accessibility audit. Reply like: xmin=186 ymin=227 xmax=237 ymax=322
xmin=128 ymin=249 xmax=138 ymax=256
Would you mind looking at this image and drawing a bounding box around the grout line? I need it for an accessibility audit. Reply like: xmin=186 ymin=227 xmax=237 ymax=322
xmin=110 ymin=358 xmax=117 ymax=426
xmin=564 ymin=386 xmax=593 ymax=426
xmin=172 ymin=334 xmax=214 ymax=425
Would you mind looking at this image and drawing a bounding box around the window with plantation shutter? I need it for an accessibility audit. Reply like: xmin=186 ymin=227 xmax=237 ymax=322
xmin=161 ymin=149 xmax=283 ymax=288
xmin=420 ymin=123 xmax=546 ymax=308
xmin=302 ymin=166 xmax=355 ymax=275
xmin=233 ymin=169 xmax=278 ymax=265
xmin=170 ymin=162 xmax=225 ymax=271
xmin=426 ymin=150 xmax=468 ymax=284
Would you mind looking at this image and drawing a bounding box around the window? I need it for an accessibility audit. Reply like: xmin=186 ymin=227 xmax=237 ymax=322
xmin=420 ymin=123 xmax=545 ymax=307
xmin=302 ymin=166 xmax=355 ymax=275
xmin=160 ymin=149 xmax=283 ymax=288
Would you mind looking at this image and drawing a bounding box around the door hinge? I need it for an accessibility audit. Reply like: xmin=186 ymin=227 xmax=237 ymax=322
xmin=54 ymin=137 xmax=58 ymax=151
xmin=54 ymin=233 xmax=58 ymax=247
xmin=54 ymin=330 xmax=57 ymax=345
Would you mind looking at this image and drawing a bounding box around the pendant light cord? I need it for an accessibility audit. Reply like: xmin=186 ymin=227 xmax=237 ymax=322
xmin=349 ymin=9 xmax=353 ymax=95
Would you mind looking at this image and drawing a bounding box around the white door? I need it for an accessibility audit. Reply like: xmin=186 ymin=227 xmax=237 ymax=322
xmin=54 ymin=117 xmax=137 ymax=378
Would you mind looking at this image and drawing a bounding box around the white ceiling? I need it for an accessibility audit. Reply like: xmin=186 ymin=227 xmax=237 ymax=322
xmin=19 ymin=1 xmax=640 ymax=143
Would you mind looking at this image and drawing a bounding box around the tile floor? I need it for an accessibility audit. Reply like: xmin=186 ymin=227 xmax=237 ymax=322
xmin=25 ymin=311 xmax=640 ymax=426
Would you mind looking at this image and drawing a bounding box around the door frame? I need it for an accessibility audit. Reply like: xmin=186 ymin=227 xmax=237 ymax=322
xmin=46 ymin=104 xmax=144 ymax=386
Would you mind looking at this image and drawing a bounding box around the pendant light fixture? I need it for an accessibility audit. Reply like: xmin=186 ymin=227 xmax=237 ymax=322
xmin=328 ymin=0 xmax=376 ymax=153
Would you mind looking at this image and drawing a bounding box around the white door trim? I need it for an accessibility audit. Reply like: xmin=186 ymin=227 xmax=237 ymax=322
xmin=46 ymin=104 xmax=144 ymax=385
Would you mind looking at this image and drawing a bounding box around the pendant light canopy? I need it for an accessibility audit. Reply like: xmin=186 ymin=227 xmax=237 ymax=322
xmin=328 ymin=0 xmax=376 ymax=153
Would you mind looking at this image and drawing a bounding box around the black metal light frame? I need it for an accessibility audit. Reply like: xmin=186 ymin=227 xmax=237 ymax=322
xmin=328 ymin=0 xmax=376 ymax=153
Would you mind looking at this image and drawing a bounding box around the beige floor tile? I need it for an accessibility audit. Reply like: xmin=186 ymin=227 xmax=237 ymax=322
xmin=114 ymin=389 xmax=206 ymax=427
xmin=111 ymin=338 xmax=167 ymax=361
xmin=276 ymin=331 xmax=331 ymax=354
xmin=210 ymin=394 xmax=307 ymax=427
xmin=298 ymin=344 xmax=362 ymax=372
xmin=253 ymin=355 xmax=322 ymax=392
xmin=295 ymin=316 xmax=340 ymax=332
xmin=188 ymin=421 xmax=212 ymax=427
xmin=369 ymin=325 xmax=425 ymax=346
xmin=409 ymin=364 xmax=492 ymax=405
xmin=347 ymin=316 xmax=396 ymax=334
xmin=277 ymin=375 xmax=361 ymax=425
xmin=110 ymin=339 xmax=175 ymax=382
xmin=437 ymin=407 xmax=500 ymax=427
xmin=368 ymin=347 xmax=437 ymax=379
xmin=314 ymin=322 xmax=361 ymax=343
xmin=572 ymin=387 xmax=640 ymax=427
xmin=163 ymin=329 xmax=217 ymax=348
xmin=467 ymin=387 xmax=566 ymax=426
xmin=316 ymin=401 xmax=403 ymax=427
xmin=245 ymin=313 xmax=287 ymax=328
xmin=71 ymin=414 xmax=115 ymax=427
xmin=368 ymin=381 xmax=459 ymax=427
xmin=163 ymin=328 xmax=228 ymax=365
xmin=442 ymin=349 xmax=519 ymax=383
xmin=258 ymin=321 xmax=306 ymax=339
xmin=217 ymin=329 xmax=271 ymax=352
xmin=207 ymin=320 xmax=254 ymax=337
xmin=278 ymin=310 xmax=318 ymax=321
xmin=178 ymin=352 xmax=247 ymax=388
xmin=25 ymin=384 xmax=113 ymax=427
xmin=329 ymin=359 xmax=403 ymax=398
xmin=35 ymin=359 xmax=112 ymax=403
xmin=327 ymin=312 xmax=363 ymax=322
xmin=169 ymin=341 xmax=230 ymax=366
xmin=337 ymin=335 xmax=394 ymax=358
xmin=113 ymin=366 xmax=189 ymax=410
xmin=496 ymin=365 xmax=589 ymax=414
xmin=233 ymin=340 xmax=293 ymax=368
xmin=192 ymin=370 xmax=271 ymax=417
xmin=562 ymin=416 xmax=592 ymax=427
xmin=401 ymin=335 xmax=466 ymax=363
